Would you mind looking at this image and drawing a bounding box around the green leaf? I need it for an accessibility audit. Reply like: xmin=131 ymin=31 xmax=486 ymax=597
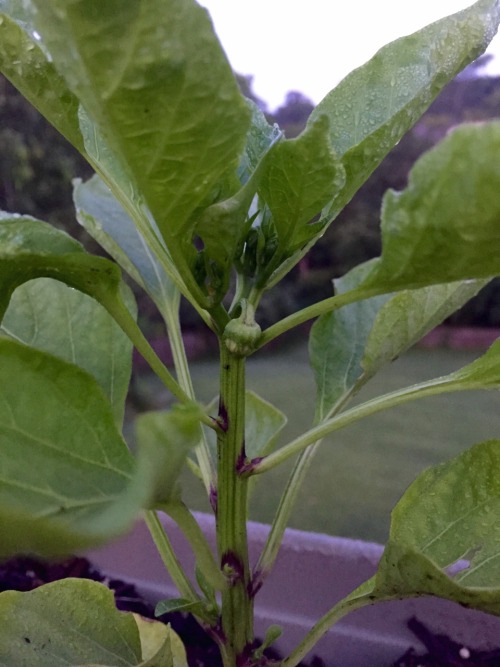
xmin=0 ymin=213 xmax=124 ymax=317
xmin=0 ymin=7 xmax=84 ymax=152
xmin=134 ymin=616 xmax=188 ymax=667
xmin=135 ymin=405 xmax=204 ymax=507
xmin=31 ymin=0 xmax=251 ymax=295
xmin=0 ymin=338 xmax=139 ymax=556
xmin=155 ymin=598 xmax=204 ymax=616
xmin=244 ymin=391 xmax=287 ymax=460
xmin=362 ymin=280 xmax=489 ymax=376
xmin=309 ymin=261 xmax=391 ymax=422
xmin=258 ymin=116 xmax=344 ymax=265
xmin=309 ymin=0 xmax=500 ymax=221
xmin=238 ymin=99 xmax=282 ymax=185
xmin=361 ymin=122 xmax=500 ymax=291
xmin=73 ymin=175 xmax=179 ymax=315
xmin=0 ymin=579 xmax=143 ymax=666
xmin=1 ymin=277 xmax=135 ymax=426
xmin=369 ymin=439 xmax=500 ymax=616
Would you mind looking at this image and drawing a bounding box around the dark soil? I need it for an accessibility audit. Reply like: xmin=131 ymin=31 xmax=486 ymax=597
xmin=1 ymin=555 xmax=499 ymax=666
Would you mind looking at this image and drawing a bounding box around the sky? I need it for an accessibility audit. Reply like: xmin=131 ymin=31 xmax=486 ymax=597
xmin=199 ymin=0 xmax=500 ymax=111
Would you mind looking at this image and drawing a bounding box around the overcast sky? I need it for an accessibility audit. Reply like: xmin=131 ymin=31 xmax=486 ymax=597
xmin=199 ymin=0 xmax=500 ymax=111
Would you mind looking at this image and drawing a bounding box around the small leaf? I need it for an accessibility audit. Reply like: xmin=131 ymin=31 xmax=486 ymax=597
xmin=155 ymin=598 xmax=204 ymax=616
xmin=238 ymin=99 xmax=282 ymax=185
xmin=309 ymin=0 xmax=500 ymax=221
xmin=244 ymin=391 xmax=287 ymax=460
xmin=0 ymin=579 xmax=142 ymax=666
xmin=361 ymin=122 xmax=500 ymax=291
xmin=258 ymin=115 xmax=344 ymax=266
xmin=1 ymin=277 xmax=135 ymax=426
xmin=203 ymin=391 xmax=286 ymax=467
xmin=134 ymin=616 xmax=188 ymax=667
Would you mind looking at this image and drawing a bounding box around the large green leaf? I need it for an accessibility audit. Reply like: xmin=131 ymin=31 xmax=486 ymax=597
xmin=0 ymin=338 xmax=135 ymax=556
xmin=0 ymin=6 xmax=84 ymax=152
xmin=1 ymin=277 xmax=135 ymax=426
xmin=0 ymin=579 xmax=142 ymax=666
xmin=362 ymin=280 xmax=489 ymax=375
xmin=309 ymin=0 xmax=500 ymax=221
xmin=0 ymin=578 xmax=187 ymax=666
xmin=30 ymin=0 xmax=251 ymax=298
xmin=368 ymin=439 xmax=500 ymax=615
xmin=0 ymin=213 xmax=125 ymax=316
xmin=361 ymin=122 xmax=500 ymax=291
xmin=0 ymin=339 xmax=203 ymax=556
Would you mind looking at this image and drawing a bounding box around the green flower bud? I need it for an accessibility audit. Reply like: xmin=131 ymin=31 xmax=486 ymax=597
xmin=223 ymin=301 xmax=262 ymax=357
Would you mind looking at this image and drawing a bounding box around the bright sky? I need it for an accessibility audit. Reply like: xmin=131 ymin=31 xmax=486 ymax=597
xmin=199 ymin=0 xmax=500 ymax=111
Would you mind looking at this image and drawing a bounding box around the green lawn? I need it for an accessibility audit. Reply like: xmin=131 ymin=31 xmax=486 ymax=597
xmin=132 ymin=343 xmax=500 ymax=544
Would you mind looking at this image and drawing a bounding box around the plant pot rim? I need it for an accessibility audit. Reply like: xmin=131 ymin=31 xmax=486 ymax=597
xmin=88 ymin=512 xmax=500 ymax=666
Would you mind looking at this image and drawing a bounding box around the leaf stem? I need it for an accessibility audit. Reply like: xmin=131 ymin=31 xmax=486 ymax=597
xmin=282 ymin=589 xmax=377 ymax=667
xmin=102 ymin=294 xmax=216 ymax=429
xmin=250 ymin=376 xmax=465 ymax=475
xmin=161 ymin=296 xmax=216 ymax=492
xmin=258 ymin=287 xmax=385 ymax=349
xmin=144 ymin=510 xmax=199 ymax=602
xmin=160 ymin=502 xmax=227 ymax=592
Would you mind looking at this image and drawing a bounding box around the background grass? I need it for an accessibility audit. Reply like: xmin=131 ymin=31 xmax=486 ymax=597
xmin=132 ymin=342 xmax=500 ymax=544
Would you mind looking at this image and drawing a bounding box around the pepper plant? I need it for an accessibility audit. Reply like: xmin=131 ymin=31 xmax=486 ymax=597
xmin=2 ymin=1 xmax=500 ymax=665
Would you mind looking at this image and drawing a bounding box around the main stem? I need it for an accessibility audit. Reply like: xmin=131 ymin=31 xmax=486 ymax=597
xmin=216 ymin=343 xmax=253 ymax=665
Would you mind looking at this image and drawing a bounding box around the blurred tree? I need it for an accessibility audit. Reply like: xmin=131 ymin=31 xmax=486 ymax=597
xmin=0 ymin=75 xmax=93 ymax=240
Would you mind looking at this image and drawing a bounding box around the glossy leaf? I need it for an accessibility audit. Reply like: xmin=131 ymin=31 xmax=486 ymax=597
xmin=309 ymin=0 xmax=500 ymax=221
xmin=369 ymin=439 xmax=500 ymax=615
xmin=361 ymin=122 xmax=500 ymax=291
xmin=0 ymin=579 xmax=142 ymax=666
xmin=30 ymin=0 xmax=251 ymax=289
xmin=135 ymin=406 xmax=204 ymax=507
xmin=73 ymin=175 xmax=178 ymax=314
xmin=309 ymin=261 xmax=391 ymax=422
xmin=258 ymin=116 xmax=343 ymax=262
xmin=1 ymin=277 xmax=135 ymax=426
